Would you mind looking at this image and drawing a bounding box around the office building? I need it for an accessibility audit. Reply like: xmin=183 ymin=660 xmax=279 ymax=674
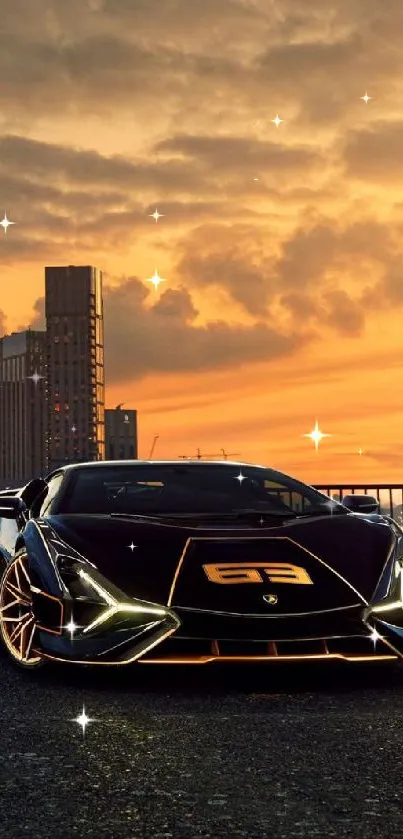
xmin=105 ymin=407 xmax=138 ymax=460
xmin=45 ymin=265 xmax=105 ymax=470
xmin=0 ymin=330 xmax=47 ymax=487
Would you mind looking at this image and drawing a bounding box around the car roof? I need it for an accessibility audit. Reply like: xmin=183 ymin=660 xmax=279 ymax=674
xmin=55 ymin=459 xmax=264 ymax=472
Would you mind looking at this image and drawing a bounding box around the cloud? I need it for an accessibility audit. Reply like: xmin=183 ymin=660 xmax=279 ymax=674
xmin=156 ymin=135 xmax=322 ymax=181
xmin=0 ymin=132 xmax=323 ymax=266
xmin=4 ymin=0 xmax=403 ymax=388
xmin=27 ymin=298 xmax=46 ymax=332
xmin=344 ymin=123 xmax=403 ymax=183
xmin=101 ymin=275 xmax=307 ymax=382
xmin=174 ymin=214 xmax=399 ymax=334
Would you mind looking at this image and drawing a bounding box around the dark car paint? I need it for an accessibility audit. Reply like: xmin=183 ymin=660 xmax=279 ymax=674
xmin=1 ymin=461 xmax=403 ymax=666
xmin=39 ymin=511 xmax=394 ymax=607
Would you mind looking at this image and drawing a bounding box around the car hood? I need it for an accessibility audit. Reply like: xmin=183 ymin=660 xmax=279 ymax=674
xmin=44 ymin=511 xmax=396 ymax=611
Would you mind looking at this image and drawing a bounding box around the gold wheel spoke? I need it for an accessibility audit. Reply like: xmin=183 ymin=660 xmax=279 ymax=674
xmin=9 ymin=613 xmax=32 ymax=644
xmin=5 ymin=581 xmax=30 ymax=604
xmin=0 ymin=598 xmax=22 ymax=613
xmin=14 ymin=562 xmax=21 ymax=591
xmin=24 ymin=620 xmax=36 ymax=659
xmin=0 ymin=555 xmax=42 ymax=666
xmin=18 ymin=559 xmax=31 ymax=588
xmin=2 ymin=616 xmax=27 ymax=623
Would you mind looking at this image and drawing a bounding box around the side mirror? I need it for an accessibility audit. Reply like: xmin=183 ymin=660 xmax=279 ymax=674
xmin=342 ymin=494 xmax=379 ymax=514
xmin=0 ymin=496 xmax=28 ymax=519
xmin=20 ymin=478 xmax=47 ymax=508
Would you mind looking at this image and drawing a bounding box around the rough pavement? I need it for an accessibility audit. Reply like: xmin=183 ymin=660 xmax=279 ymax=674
xmin=0 ymin=659 xmax=402 ymax=839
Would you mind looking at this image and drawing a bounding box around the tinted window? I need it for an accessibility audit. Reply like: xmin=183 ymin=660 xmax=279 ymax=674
xmin=59 ymin=464 xmax=333 ymax=515
xmin=38 ymin=473 xmax=65 ymax=517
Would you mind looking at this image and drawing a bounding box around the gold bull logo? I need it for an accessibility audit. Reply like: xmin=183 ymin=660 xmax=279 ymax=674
xmin=202 ymin=562 xmax=314 ymax=585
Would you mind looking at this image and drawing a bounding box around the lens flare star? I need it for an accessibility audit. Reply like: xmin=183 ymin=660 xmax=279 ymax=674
xmin=369 ymin=628 xmax=382 ymax=648
xmin=149 ymin=208 xmax=164 ymax=222
xmin=271 ymin=114 xmax=283 ymax=128
xmin=235 ymin=471 xmax=247 ymax=484
xmin=128 ymin=542 xmax=137 ymax=552
xmin=146 ymin=270 xmax=166 ymax=291
xmin=73 ymin=706 xmax=96 ymax=737
xmin=303 ymin=420 xmax=331 ymax=452
xmin=26 ymin=370 xmax=45 ymax=386
xmin=0 ymin=212 xmax=15 ymax=235
xmin=360 ymin=92 xmax=372 ymax=104
xmin=64 ymin=619 xmax=81 ymax=640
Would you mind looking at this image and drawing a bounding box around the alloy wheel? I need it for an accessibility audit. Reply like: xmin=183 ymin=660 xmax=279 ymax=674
xmin=0 ymin=553 xmax=43 ymax=667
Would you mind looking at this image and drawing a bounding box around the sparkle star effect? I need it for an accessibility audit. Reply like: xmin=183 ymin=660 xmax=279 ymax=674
xmin=147 ymin=269 xmax=166 ymax=291
xmin=235 ymin=471 xmax=247 ymax=485
xmin=64 ymin=619 xmax=81 ymax=640
xmin=360 ymin=92 xmax=372 ymax=104
xmin=303 ymin=420 xmax=331 ymax=452
xmin=26 ymin=370 xmax=44 ymax=386
xmin=0 ymin=212 xmax=15 ymax=235
xmin=369 ymin=628 xmax=382 ymax=648
xmin=149 ymin=208 xmax=165 ymax=223
xmin=271 ymin=114 xmax=283 ymax=128
xmin=128 ymin=542 xmax=137 ymax=552
xmin=358 ymin=448 xmax=363 ymax=456
xmin=73 ymin=705 xmax=96 ymax=737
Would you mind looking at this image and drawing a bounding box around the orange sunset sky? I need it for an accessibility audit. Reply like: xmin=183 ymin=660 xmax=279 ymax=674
xmin=1 ymin=0 xmax=403 ymax=484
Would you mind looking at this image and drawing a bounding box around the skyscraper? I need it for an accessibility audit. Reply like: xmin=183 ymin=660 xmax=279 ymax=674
xmin=105 ymin=408 xmax=138 ymax=460
xmin=0 ymin=330 xmax=47 ymax=486
xmin=45 ymin=265 xmax=105 ymax=470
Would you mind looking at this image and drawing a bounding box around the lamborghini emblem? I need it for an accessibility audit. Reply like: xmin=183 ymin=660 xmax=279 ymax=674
xmin=263 ymin=594 xmax=278 ymax=605
xmin=202 ymin=563 xmax=314 ymax=585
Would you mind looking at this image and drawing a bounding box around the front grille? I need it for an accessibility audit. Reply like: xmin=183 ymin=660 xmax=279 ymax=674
xmin=139 ymin=634 xmax=399 ymax=663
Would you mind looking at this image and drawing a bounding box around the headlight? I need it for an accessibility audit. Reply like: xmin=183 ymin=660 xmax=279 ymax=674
xmin=45 ymin=535 xmax=171 ymax=636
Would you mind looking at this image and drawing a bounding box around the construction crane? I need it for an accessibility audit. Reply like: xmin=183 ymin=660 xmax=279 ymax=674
xmin=149 ymin=435 xmax=159 ymax=458
xmin=178 ymin=448 xmax=240 ymax=461
xmin=203 ymin=448 xmax=241 ymax=460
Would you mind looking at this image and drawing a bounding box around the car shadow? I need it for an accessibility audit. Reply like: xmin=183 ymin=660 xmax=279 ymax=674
xmin=8 ymin=657 xmax=402 ymax=697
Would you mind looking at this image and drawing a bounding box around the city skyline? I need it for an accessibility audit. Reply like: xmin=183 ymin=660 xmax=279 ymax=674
xmin=1 ymin=0 xmax=403 ymax=482
xmin=0 ymin=265 xmax=141 ymax=485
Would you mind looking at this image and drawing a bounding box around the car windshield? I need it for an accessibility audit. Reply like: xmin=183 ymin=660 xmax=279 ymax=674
xmin=58 ymin=463 xmax=342 ymax=517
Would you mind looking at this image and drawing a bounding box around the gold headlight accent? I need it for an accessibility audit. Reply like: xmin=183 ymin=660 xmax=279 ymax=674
xmin=78 ymin=569 xmax=167 ymax=634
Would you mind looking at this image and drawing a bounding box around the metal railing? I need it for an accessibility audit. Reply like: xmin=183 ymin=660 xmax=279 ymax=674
xmin=315 ymin=484 xmax=403 ymax=524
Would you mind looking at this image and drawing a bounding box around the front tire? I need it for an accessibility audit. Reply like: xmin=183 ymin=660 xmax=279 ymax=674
xmin=0 ymin=552 xmax=45 ymax=668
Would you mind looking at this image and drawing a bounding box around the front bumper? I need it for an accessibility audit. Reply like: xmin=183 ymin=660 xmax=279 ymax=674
xmin=32 ymin=601 xmax=403 ymax=666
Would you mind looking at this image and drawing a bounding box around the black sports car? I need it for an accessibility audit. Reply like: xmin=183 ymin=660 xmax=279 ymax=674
xmin=0 ymin=459 xmax=403 ymax=670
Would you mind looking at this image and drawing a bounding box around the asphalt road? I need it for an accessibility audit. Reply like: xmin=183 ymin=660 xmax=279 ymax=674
xmin=1 ymin=659 xmax=403 ymax=839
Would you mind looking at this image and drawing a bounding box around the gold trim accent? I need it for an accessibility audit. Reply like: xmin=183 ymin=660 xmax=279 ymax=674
xmin=167 ymin=535 xmax=368 ymax=608
xmin=202 ymin=562 xmax=313 ymax=585
xmin=31 ymin=622 xmax=179 ymax=666
xmin=139 ymin=653 xmax=398 ymax=664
